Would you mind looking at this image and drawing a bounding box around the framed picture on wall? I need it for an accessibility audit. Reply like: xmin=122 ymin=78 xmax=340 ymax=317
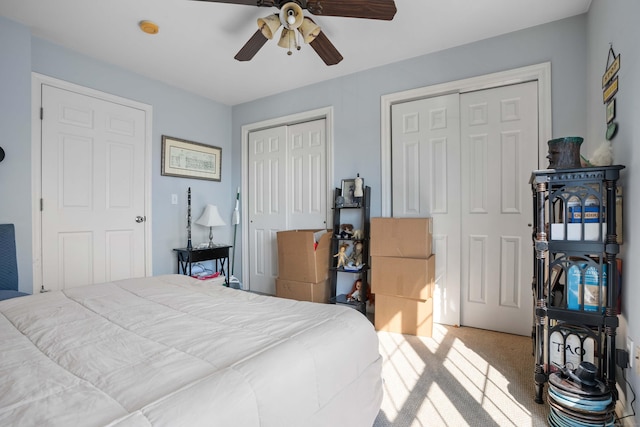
xmin=606 ymin=99 xmax=616 ymax=124
xmin=161 ymin=136 xmax=222 ymax=181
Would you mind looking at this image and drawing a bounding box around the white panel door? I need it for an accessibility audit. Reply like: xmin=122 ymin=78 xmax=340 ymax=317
xmin=391 ymin=94 xmax=461 ymax=327
xmin=248 ymin=120 xmax=327 ymax=294
xmin=460 ymin=81 xmax=538 ymax=336
xmin=287 ymin=120 xmax=327 ymax=230
xmin=248 ymin=126 xmax=287 ymax=295
xmin=41 ymin=84 xmax=147 ymax=290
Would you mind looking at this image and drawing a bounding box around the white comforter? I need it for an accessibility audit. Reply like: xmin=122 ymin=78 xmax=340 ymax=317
xmin=0 ymin=275 xmax=382 ymax=427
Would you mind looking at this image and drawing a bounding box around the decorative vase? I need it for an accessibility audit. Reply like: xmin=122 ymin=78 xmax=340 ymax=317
xmin=547 ymin=137 xmax=583 ymax=169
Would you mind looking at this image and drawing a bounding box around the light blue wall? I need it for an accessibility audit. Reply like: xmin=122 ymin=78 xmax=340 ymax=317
xmin=0 ymin=16 xmax=33 ymax=291
xmin=232 ymin=14 xmax=589 ymax=219
xmin=0 ymin=16 xmax=233 ymax=293
xmin=587 ymin=0 xmax=639 ymax=414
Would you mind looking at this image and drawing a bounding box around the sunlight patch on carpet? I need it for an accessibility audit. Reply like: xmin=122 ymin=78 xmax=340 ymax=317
xmin=376 ymin=324 xmax=536 ymax=426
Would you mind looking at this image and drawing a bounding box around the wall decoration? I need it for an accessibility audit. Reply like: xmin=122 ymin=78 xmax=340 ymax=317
xmin=602 ymin=77 xmax=618 ymax=104
xmin=161 ymin=136 xmax=221 ymax=181
xmin=602 ymin=48 xmax=620 ymax=88
xmin=602 ymin=45 xmax=621 ymax=141
xmin=606 ymin=99 xmax=616 ymax=124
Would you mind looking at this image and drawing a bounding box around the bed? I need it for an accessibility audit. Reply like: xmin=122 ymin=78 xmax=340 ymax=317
xmin=0 ymin=274 xmax=382 ymax=426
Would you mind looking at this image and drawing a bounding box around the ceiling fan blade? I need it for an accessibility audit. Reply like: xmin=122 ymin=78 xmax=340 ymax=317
xmin=309 ymin=31 xmax=343 ymax=66
xmin=307 ymin=0 xmax=397 ymax=20
xmin=234 ymin=30 xmax=269 ymax=61
xmin=190 ymin=0 xmax=275 ymax=7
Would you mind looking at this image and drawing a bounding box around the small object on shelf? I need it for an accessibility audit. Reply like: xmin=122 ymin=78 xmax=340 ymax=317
xmin=192 ymin=271 xmax=220 ymax=280
xmin=348 ymin=280 xmax=362 ymax=302
xmin=338 ymin=223 xmax=354 ymax=239
xmin=349 ymin=240 xmax=364 ymax=267
xmin=347 ymin=278 xmax=373 ymax=304
xmin=546 ymin=137 xmax=583 ymax=169
xmin=354 ymin=173 xmax=364 ymax=207
xmin=333 ymin=243 xmax=350 ymax=268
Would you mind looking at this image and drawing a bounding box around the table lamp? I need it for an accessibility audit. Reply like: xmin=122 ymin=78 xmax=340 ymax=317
xmin=195 ymin=204 xmax=226 ymax=248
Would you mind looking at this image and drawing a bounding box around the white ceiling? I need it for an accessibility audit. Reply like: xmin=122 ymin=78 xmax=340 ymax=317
xmin=0 ymin=0 xmax=591 ymax=106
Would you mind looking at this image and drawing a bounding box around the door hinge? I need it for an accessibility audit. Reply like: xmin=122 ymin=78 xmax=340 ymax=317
xmin=40 ymin=107 xmax=43 ymax=120
xmin=40 ymin=198 xmax=43 ymax=211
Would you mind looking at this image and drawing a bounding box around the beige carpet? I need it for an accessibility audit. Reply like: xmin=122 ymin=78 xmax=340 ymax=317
xmin=373 ymin=324 xmax=550 ymax=427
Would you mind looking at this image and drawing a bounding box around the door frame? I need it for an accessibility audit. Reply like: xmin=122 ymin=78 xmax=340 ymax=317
xmin=30 ymin=73 xmax=153 ymax=291
xmin=240 ymin=107 xmax=334 ymax=291
xmin=380 ymin=62 xmax=552 ymax=216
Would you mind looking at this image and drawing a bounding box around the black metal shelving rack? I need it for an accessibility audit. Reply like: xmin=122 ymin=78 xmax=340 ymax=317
xmin=531 ymin=165 xmax=624 ymax=403
xmin=329 ymin=186 xmax=371 ymax=314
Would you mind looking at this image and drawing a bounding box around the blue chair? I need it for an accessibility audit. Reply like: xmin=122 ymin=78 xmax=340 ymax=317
xmin=0 ymin=224 xmax=29 ymax=301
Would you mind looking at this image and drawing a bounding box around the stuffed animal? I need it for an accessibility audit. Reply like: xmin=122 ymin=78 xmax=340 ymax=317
xmin=350 ymin=240 xmax=364 ymax=267
xmin=352 ymin=229 xmax=363 ymax=240
xmin=339 ymin=224 xmax=354 ymax=239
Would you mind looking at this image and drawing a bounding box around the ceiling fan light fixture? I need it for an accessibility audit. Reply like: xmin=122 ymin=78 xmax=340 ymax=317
xmin=298 ymin=17 xmax=320 ymax=44
xmin=257 ymin=14 xmax=281 ymax=39
xmin=277 ymin=28 xmax=298 ymax=55
xmin=279 ymin=2 xmax=304 ymax=30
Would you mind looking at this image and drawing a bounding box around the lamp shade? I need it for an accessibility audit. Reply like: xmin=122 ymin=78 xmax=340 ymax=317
xmin=278 ymin=28 xmax=297 ymax=50
xmin=195 ymin=205 xmax=226 ymax=227
xmin=298 ymin=17 xmax=320 ymax=44
xmin=279 ymin=2 xmax=303 ymax=29
xmin=257 ymin=14 xmax=281 ymax=40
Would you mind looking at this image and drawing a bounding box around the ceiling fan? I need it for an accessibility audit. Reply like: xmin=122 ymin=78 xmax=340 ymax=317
xmin=193 ymin=0 xmax=397 ymax=65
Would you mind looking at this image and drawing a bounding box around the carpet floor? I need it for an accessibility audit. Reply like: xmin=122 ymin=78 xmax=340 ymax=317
xmin=373 ymin=324 xmax=550 ymax=427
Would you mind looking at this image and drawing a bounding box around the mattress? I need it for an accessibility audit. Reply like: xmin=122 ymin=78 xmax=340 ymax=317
xmin=0 ymin=275 xmax=382 ymax=426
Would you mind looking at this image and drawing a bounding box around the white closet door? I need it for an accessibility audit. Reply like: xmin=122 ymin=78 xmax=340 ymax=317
xmin=287 ymin=120 xmax=327 ymax=230
xmin=391 ymin=94 xmax=461 ymax=327
xmin=248 ymin=126 xmax=287 ymax=295
xmin=41 ymin=84 xmax=147 ymax=290
xmin=460 ymin=81 xmax=538 ymax=336
xmin=391 ymin=82 xmax=538 ymax=336
xmin=248 ymin=119 xmax=327 ymax=294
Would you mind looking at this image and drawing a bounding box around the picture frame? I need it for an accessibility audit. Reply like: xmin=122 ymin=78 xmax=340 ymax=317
xmin=341 ymin=179 xmax=357 ymax=206
xmin=161 ymin=135 xmax=221 ymax=181
xmin=606 ymin=98 xmax=616 ymax=124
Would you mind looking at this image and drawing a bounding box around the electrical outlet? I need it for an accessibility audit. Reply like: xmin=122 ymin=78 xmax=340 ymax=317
xmin=171 ymin=194 xmax=178 ymax=205
xmin=628 ymin=337 xmax=634 ymax=369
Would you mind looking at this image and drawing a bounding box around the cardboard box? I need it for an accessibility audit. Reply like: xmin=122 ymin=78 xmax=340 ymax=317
xmin=374 ymin=294 xmax=433 ymax=337
xmin=277 ymin=229 xmax=330 ymax=283
xmin=371 ymin=255 xmax=435 ymax=300
xmin=275 ymin=278 xmax=330 ymax=303
xmin=370 ymin=217 xmax=432 ymax=258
